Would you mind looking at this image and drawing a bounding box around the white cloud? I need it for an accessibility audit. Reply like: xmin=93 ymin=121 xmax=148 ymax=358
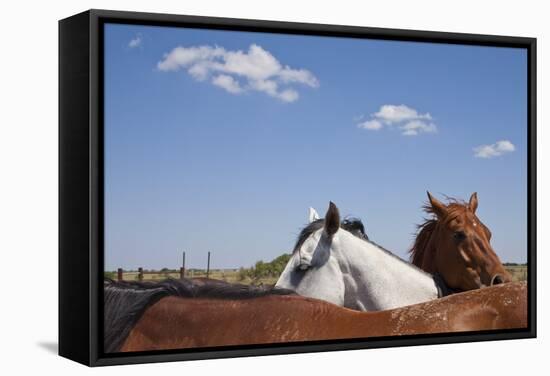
xmin=278 ymin=89 xmax=299 ymax=103
xmin=358 ymin=119 xmax=383 ymax=130
xmin=279 ymin=67 xmax=320 ymax=87
xmin=401 ymin=120 xmax=437 ymax=136
xmin=356 ymin=104 xmax=437 ymax=136
xmin=157 ymin=44 xmax=319 ymax=102
xmin=473 ymin=140 xmax=516 ymax=158
xmin=374 ymin=104 xmax=432 ymax=124
xmin=128 ymin=36 xmax=142 ymax=48
xmin=157 ymin=45 xmax=225 ymax=71
xmin=211 ymin=74 xmax=243 ymax=94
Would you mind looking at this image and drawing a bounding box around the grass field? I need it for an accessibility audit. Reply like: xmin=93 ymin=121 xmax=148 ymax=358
xmin=106 ymin=269 xmax=278 ymax=285
xmin=110 ymin=269 xmax=231 ymax=281
xmin=107 ymin=264 xmax=527 ymax=286
xmin=505 ymin=265 xmax=528 ymax=282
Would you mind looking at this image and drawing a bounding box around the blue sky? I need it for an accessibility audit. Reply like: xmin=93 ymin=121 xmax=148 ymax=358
xmin=104 ymin=23 xmax=527 ymax=271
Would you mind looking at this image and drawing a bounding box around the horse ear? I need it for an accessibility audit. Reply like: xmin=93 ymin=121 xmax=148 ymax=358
xmin=469 ymin=192 xmax=478 ymax=213
xmin=427 ymin=191 xmax=447 ymax=218
xmin=324 ymin=202 xmax=340 ymax=236
xmin=308 ymin=207 xmax=320 ymax=223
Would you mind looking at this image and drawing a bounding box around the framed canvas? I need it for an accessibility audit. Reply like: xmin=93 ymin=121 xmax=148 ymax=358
xmin=59 ymin=9 xmax=537 ymax=366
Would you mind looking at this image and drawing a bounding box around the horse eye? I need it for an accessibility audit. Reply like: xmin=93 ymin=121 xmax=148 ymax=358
xmin=453 ymin=231 xmax=466 ymax=242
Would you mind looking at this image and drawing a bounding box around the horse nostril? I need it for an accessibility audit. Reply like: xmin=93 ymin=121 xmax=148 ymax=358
xmin=491 ymin=274 xmax=504 ymax=285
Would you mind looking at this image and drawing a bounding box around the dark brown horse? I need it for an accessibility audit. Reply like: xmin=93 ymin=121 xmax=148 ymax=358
xmin=410 ymin=192 xmax=512 ymax=291
xmin=104 ymin=278 xmax=526 ymax=352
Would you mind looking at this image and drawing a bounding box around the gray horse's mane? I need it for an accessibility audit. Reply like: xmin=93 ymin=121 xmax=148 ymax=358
xmin=293 ymin=218 xmax=368 ymax=253
xmin=293 ymin=218 xmax=434 ymax=279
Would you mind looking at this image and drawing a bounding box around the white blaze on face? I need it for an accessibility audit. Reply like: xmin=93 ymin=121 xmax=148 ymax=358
xmin=460 ymin=249 xmax=472 ymax=264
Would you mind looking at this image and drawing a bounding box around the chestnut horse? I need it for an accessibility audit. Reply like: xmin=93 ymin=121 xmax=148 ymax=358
xmin=104 ymin=278 xmax=527 ymax=352
xmin=410 ymin=192 xmax=512 ymax=291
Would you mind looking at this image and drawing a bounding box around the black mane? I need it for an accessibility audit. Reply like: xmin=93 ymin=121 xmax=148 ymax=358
xmin=104 ymin=278 xmax=294 ymax=353
xmin=293 ymin=218 xmax=369 ymax=253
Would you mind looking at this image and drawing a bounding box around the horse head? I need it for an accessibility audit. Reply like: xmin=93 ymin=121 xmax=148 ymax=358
xmin=298 ymin=203 xmax=368 ymax=269
xmin=276 ymin=202 xmax=365 ymax=307
xmin=411 ymin=192 xmax=512 ymax=291
xmin=296 ymin=203 xmax=340 ymax=270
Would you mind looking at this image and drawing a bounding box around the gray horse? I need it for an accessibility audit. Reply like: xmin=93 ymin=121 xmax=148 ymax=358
xmin=276 ymin=202 xmax=449 ymax=311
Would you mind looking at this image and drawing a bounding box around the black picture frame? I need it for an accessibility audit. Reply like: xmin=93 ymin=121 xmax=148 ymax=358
xmin=59 ymin=9 xmax=537 ymax=367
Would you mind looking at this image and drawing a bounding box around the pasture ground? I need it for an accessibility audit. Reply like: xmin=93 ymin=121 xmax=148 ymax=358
xmin=106 ymin=265 xmax=526 ymax=286
xmin=505 ymin=265 xmax=528 ymax=282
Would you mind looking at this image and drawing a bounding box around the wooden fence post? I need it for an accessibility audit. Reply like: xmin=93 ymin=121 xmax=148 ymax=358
xmin=181 ymin=251 xmax=186 ymax=279
xmin=206 ymin=252 xmax=211 ymax=279
xmin=117 ymin=268 xmax=123 ymax=281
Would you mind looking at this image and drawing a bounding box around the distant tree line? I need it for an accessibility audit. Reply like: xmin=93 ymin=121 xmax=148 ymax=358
xmin=503 ymin=262 xmax=527 ymax=266
xmin=104 ymin=271 xmax=117 ymax=280
xmin=105 ymin=259 xmax=525 ymax=282
xmin=238 ymin=253 xmax=291 ymax=282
